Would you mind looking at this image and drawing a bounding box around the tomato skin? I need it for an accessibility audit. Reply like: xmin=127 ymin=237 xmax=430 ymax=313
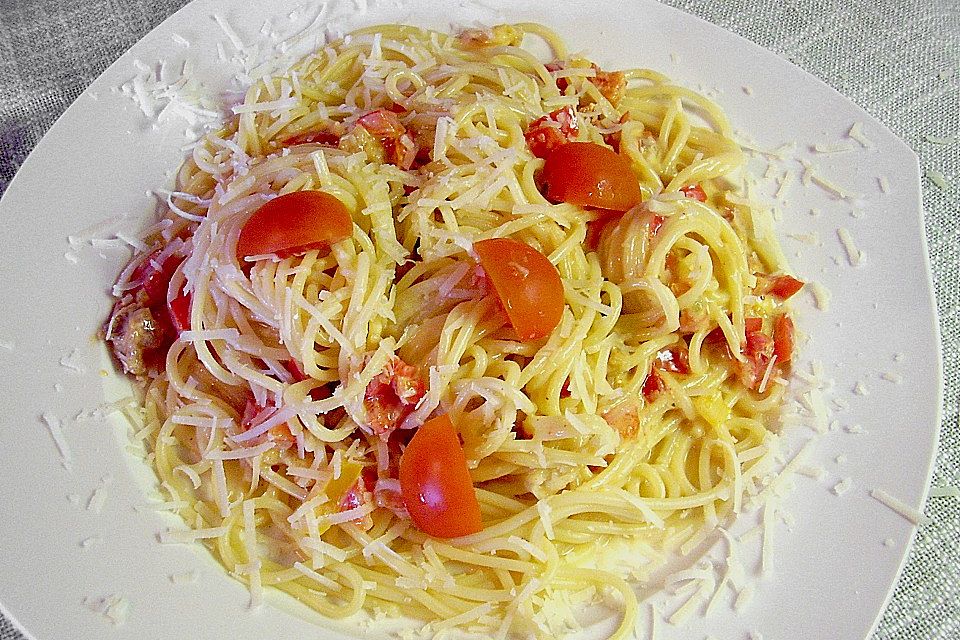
xmin=399 ymin=414 xmax=482 ymax=539
xmin=236 ymin=191 xmax=352 ymax=260
xmin=474 ymin=237 xmax=564 ymax=341
xmin=541 ymin=142 xmax=641 ymax=212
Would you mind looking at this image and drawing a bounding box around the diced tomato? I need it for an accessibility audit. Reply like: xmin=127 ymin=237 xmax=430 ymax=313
xmin=681 ymin=184 xmax=707 ymax=202
xmin=357 ymin=109 xmax=406 ymax=138
xmin=168 ymin=290 xmax=191 ymax=334
xmin=761 ymin=274 xmax=805 ymax=300
xmin=240 ymin=398 xmax=295 ymax=446
xmin=738 ymin=319 xmax=775 ymax=390
xmin=399 ymin=414 xmax=482 ymax=538
xmin=281 ymin=130 xmax=341 ymax=147
xmin=363 ymin=356 xmax=426 ymax=437
xmin=524 ymin=106 xmax=579 ymax=159
xmin=130 ymin=251 xmax=183 ymax=306
xmin=545 ymin=61 xmax=569 ymax=92
xmin=541 ymin=142 xmax=641 ymax=212
xmin=474 ymin=237 xmax=564 ymax=341
xmin=559 ymin=379 xmax=572 ymax=398
xmin=284 ymin=358 xmax=309 ymax=382
xmin=337 ymin=480 xmax=366 ymax=513
xmin=601 ymin=400 xmax=641 ymax=438
xmin=355 ymin=109 xmax=420 ymax=168
xmin=642 ymin=344 xmax=690 ymax=401
xmin=590 ymin=67 xmax=626 ymax=106
xmin=655 ymin=345 xmax=690 ymax=374
xmin=744 ymin=317 xmax=763 ymax=334
xmin=642 ymin=368 xmax=664 ymax=402
xmin=773 ymin=314 xmax=795 ymax=364
xmin=236 ymin=191 xmax=353 ymax=261
xmin=649 ymin=214 xmax=665 ymax=235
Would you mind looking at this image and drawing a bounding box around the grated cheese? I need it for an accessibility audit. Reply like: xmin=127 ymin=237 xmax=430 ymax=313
xmin=809 ymin=281 xmax=832 ymax=311
xmin=929 ymin=485 xmax=960 ymax=498
xmin=847 ymin=122 xmax=875 ymax=149
xmin=880 ymin=371 xmax=903 ymax=384
xmin=877 ymin=176 xmax=890 ymax=193
xmin=42 ymin=413 xmax=73 ymax=470
xmin=923 ymin=134 xmax=954 ymax=145
xmin=169 ymin=570 xmax=200 ymax=584
xmin=813 ymin=141 xmax=855 ymax=154
xmin=927 ymin=169 xmax=949 ymax=190
xmin=837 ymin=227 xmax=865 ymax=266
xmin=853 ymin=381 xmax=870 ymax=396
xmin=734 ymin=582 xmax=755 ymax=612
xmin=832 ymin=478 xmax=852 ymax=496
xmin=83 ymin=594 xmax=130 ymax=626
xmin=870 ymin=489 xmax=931 ymax=525
xmin=160 ymin=525 xmax=230 ymax=543
xmin=536 ymin=500 xmax=555 ymax=540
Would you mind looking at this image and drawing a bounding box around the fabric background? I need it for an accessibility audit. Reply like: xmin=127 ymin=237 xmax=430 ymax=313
xmin=0 ymin=0 xmax=956 ymax=638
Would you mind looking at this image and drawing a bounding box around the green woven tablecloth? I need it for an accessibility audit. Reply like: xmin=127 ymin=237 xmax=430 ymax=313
xmin=1 ymin=1 xmax=957 ymax=638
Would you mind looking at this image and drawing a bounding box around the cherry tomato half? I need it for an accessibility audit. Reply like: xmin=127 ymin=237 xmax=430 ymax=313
xmin=399 ymin=414 xmax=482 ymax=539
xmin=474 ymin=237 xmax=564 ymax=341
xmin=541 ymin=142 xmax=641 ymax=212
xmin=236 ymin=191 xmax=352 ymax=261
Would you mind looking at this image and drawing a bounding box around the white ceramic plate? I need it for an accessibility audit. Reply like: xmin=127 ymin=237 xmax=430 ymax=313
xmin=0 ymin=1 xmax=941 ymax=639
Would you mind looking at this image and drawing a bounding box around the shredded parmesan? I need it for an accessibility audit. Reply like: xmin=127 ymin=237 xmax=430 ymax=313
xmin=870 ymin=489 xmax=931 ymax=525
xmin=930 ymin=485 xmax=960 ymax=498
xmin=83 ymin=594 xmax=130 ymax=626
xmin=42 ymin=413 xmax=73 ymax=470
xmin=837 ymin=227 xmax=865 ymax=266
xmin=927 ymin=169 xmax=949 ymax=190
xmin=832 ymin=478 xmax=852 ymax=496
xmin=847 ymin=122 xmax=875 ymax=149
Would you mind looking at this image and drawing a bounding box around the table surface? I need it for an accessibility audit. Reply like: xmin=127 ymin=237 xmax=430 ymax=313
xmin=0 ymin=1 xmax=957 ymax=639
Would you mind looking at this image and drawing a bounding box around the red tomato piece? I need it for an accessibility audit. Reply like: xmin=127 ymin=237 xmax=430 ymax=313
xmin=642 ymin=368 xmax=664 ymax=402
xmin=769 ymin=275 xmax=805 ymax=300
xmin=363 ymin=356 xmax=426 ymax=437
xmin=236 ymin=191 xmax=353 ymax=261
xmin=240 ymin=398 xmax=295 ymax=446
xmin=655 ymin=345 xmax=690 ymax=374
xmin=399 ymin=414 xmax=482 ymax=539
xmin=773 ymin=314 xmax=795 ymax=364
xmin=681 ymin=184 xmax=707 ymax=202
xmin=357 ymin=109 xmax=406 ymax=138
xmin=167 ymin=290 xmax=191 ymax=334
xmin=474 ymin=237 xmax=564 ymax=341
xmin=131 ymin=251 xmax=183 ymax=305
xmin=744 ymin=317 xmax=763 ymax=334
xmin=541 ymin=142 xmax=641 ymax=211
xmin=524 ymin=106 xmax=579 ymax=159
xmin=738 ymin=319 xmax=775 ymax=390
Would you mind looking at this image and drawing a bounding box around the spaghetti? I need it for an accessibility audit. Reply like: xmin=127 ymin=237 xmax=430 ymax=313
xmin=105 ymin=23 xmax=803 ymax=639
